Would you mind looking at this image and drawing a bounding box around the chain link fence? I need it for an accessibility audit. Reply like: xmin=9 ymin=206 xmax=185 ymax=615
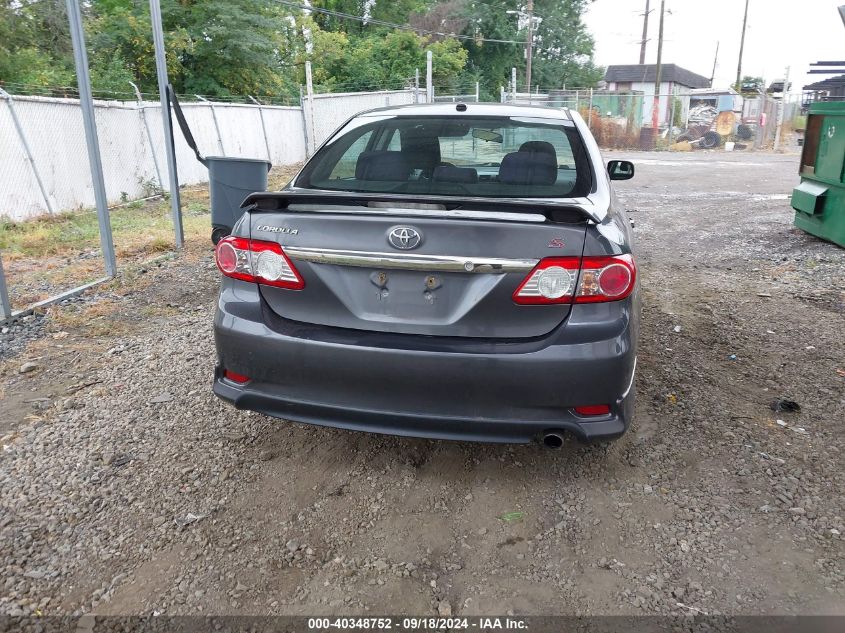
xmin=502 ymin=89 xmax=805 ymax=152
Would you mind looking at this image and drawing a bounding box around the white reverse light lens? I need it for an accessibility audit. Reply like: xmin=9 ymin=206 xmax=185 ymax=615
xmin=537 ymin=266 xmax=572 ymax=299
xmin=255 ymin=250 xmax=288 ymax=281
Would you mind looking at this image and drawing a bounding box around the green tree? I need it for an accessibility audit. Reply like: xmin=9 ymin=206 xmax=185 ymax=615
xmin=457 ymin=0 xmax=601 ymax=97
xmin=530 ymin=0 xmax=603 ymax=89
xmin=460 ymin=0 xmax=522 ymax=98
xmin=0 ymin=0 xmax=74 ymax=89
xmin=308 ymin=25 xmax=467 ymax=93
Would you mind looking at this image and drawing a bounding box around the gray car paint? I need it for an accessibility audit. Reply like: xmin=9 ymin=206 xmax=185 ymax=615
xmin=213 ymin=103 xmax=639 ymax=443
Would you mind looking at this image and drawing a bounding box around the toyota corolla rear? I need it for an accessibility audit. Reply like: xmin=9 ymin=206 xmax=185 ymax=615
xmin=212 ymin=104 xmax=639 ymax=444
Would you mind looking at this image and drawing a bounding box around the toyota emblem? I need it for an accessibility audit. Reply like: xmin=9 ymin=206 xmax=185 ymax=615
xmin=388 ymin=226 xmax=422 ymax=250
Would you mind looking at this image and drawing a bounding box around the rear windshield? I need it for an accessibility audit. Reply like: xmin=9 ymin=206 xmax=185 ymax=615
xmin=295 ymin=115 xmax=592 ymax=198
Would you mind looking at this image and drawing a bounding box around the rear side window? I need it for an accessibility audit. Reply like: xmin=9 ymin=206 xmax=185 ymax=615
xmin=296 ymin=115 xmax=592 ymax=198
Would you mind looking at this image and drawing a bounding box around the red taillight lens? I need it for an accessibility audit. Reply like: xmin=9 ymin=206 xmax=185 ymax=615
xmin=513 ymin=254 xmax=635 ymax=305
xmin=223 ymin=369 xmax=250 ymax=384
xmin=574 ymin=404 xmax=611 ymax=416
xmin=215 ymin=236 xmax=304 ymax=289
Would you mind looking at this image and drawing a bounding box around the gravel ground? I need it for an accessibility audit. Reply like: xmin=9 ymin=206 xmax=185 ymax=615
xmin=0 ymin=151 xmax=842 ymax=618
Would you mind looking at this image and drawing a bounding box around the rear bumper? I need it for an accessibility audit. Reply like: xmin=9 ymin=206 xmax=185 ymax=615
xmin=213 ymin=281 xmax=639 ymax=444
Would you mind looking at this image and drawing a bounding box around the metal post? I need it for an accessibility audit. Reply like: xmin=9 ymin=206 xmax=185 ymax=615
xmin=299 ymin=85 xmax=311 ymax=158
xmin=0 ymin=252 xmax=11 ymax=320
xmin=149 ymin=0 xmax=183 ymax=247
xmin=0 ymin=88 xmax=55 ymax=215
xmin=196 ymin=95 xmax=224 ymax=155
xmin=305 ymin=61 xmax=316 ymax=154
xmin=774 ymin=66 xmax=790 ymax=152
xmin=754 ymin=93 xmax=767 ymax=150
xmin=511 ymin=67 xmax=517 ymax=101
xmin=668 ymin=89 xmax=676 ymax=145
xmin=249 ymin=95 xmax=272 ymax=161
xmin=130 ymin=81 xmax=163 ymax=190
xmin=588 ymin=88 xmax=594 ymax=127
xmin=426 ymin=51 xmax=433 ymax=103
xmin=475 ymin=82 xmax=480 ymax=103
xmin=500 ymin=86 xmax=505 ymax=103
xmin=65 ymin=0 xmax=116 ymax=277
xmin=415 ymin=69 xmax=420 ymax=104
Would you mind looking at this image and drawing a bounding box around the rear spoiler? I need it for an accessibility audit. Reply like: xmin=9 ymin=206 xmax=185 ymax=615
xmin=240 ymin=190 xmax=601 ymax=224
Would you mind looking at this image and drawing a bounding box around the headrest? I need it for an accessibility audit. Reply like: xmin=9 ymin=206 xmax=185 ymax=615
xmin=519 ymin=140 xmax=557 ymax=159
xmin=498 ymin=150 xmax=557 ymax=185
xmin=432 ymin=166 xmax=478 ymax=184
xmin=355 ymin=151 xmax=410 ymax=181
xmin=400 ymin=132 xmax=441 ymax=170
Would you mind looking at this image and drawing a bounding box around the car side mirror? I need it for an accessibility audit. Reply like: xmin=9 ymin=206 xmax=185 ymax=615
xmin=608 ymin=160 xmax=635 ymax=180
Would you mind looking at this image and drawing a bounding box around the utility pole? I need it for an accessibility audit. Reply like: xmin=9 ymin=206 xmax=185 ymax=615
xmin=639 ymin=0 xmax=650 ymax=65
xmin=736 ymin=0 xmax=750 ymax=89
xmin=525 ymin=0 xmax=534 ymax=93
xmin=426 ymin=50 xmax=433 ymax=103
xmin=651 ymin=0 xmax=665 ymax=132
xmin=710 ymin=41 xmax=720 ymax=87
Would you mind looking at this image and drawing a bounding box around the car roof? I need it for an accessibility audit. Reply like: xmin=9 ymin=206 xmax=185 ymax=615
xmin=355 ymin=102 xmax=573 ymax=121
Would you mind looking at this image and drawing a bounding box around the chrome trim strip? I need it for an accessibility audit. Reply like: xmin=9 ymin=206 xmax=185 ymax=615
xmin=284 ymin=247 xmax=538 ymax=274
xmin=286 ymin=204 xmax=548 ymax=223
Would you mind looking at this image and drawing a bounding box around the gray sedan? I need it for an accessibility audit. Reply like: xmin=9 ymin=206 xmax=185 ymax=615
xmin=212 ymin=103 xmax=639 ymax=448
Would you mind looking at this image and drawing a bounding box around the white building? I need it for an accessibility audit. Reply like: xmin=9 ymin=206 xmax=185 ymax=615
xmin=604 ymin=64 xmax=711 ymax=128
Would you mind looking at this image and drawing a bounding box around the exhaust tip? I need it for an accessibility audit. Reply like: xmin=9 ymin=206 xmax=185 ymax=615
xmin=542 ymin=432 xmax=566 ymax=449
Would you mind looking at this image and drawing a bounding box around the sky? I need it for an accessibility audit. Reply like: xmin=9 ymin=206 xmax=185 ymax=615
xmin=583 ymin=0 xmax=845 ymax=93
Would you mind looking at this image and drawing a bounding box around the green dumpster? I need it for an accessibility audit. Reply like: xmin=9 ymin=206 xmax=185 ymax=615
xmin=791 ymin=101 xmax=845 ymax=247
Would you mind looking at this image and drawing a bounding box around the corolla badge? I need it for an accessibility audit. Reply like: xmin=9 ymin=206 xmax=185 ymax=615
xmin=388 ymin=226 xmax=422 ymax=250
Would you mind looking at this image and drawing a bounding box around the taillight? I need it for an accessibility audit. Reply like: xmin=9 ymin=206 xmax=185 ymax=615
xmin=215 ymin=236 xmax=304 ymax=289
xmin=513 ymin=255 xmax=635 ymax=304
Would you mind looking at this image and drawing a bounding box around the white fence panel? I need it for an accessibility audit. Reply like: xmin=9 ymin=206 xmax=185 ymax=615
xmin=94 ymin=102 xmax=155 ymax=207
xmin=261 ymin=106 xmax=307 ymax=167
xmin=2 ymin=88 xmax=414 ymax=222
xmin=0 ymin=99 xmax=50 ymax=220
xmin=309 ymin=89 xmax=416 ymax=151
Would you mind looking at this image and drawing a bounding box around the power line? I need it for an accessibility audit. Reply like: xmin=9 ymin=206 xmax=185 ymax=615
xmin=273 ymin=0 xmax=525 ymax=45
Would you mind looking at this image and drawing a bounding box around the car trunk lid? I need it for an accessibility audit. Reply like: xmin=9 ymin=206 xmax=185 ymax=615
xmin=246 ymin=193 xmax=590 ymax=339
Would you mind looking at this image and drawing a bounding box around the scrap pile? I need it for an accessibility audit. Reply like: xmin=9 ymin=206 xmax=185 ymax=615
xmin=673 ymin=104 xmax=751 ymax=150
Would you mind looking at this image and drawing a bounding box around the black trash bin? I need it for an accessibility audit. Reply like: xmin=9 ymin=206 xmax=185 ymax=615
xmin=168 ymin=87 xmax=272 ymax=244
xmin=206 ymin=156 xmax=271 ymax=244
